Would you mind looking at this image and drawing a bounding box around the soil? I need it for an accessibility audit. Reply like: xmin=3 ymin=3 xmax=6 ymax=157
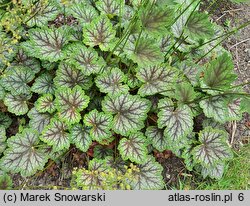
xmin=9 ymin=1 xmax=250 ymax=189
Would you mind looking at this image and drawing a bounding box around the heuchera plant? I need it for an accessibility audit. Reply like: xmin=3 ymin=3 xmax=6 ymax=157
xmin=0 ymin=0 xmax=249 ymax=189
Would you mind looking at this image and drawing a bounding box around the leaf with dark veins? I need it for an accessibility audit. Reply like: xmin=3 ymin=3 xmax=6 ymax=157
xmin=192 ymin=127 xmax=233 ymax=168
xmin=83 ymin=15 xmax=117 ymax=51
xmin=118 ymin=132 xmax=148 ymax=164
xmin=157 ymin=98 xmax=193 ymax=143
xmin=23 ymin=27 xmax=70 ymax=62
xmin=102 ymin=94 xmax=151 ymax=136
xmin=55 ymin=86 xmax=90 ymax=125
xmin=41 ymin=118 xmax=70 ymax=152
xmin=0 ymin=128 xmax=48 ymax=177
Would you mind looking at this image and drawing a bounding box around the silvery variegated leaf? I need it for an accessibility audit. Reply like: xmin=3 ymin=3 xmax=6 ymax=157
xmin=96 ymin=0 xmax=124 ymax=16
xmin=93 ymin=145 xmax=113 ymax=159
xmin=124 ymin=35 xmax=164 ymax=67
xmin=41 ymin=118 xmax=70 ymax=152
xmin=83 ymin=15 xmax=117 ymax=51
xmin=176 ymin=60 xmax=200 ymax=85
xmin=201 ymin=53 xmax=237 ymax=94
xmin=35 ymin=94 xmax=56 ymax=114
xmin=1 ymin=66 xmax=35 ymax=95
xmin=23 ymin=27 xmax=70 ymax=62
xmin=84 ymin=109 xmax=113 ymax=143
xmin=0 ymin=127 xmax=6 ymax=154
xmin=65 ymin=43 xmax=106 ymax=75
xmin=139 ymin=4 xmax=174 ymax=36
xmin=0 ymin=113 xmax=12 ymax=129
xmin=192 ymin=127 xmax=233 ymax=168
xmin=28 ymin=108 xmax=53 ymax=134
xmin=201 ymin=162 xmax=225 ymax=179
xmin=55 ymin=86 xmax=90 ymax=125
xmin=0 ymin=84 xmax=5 ymax=100
xmin=69 ymin=2 xmax=97 ymax=25
xmin=70 ymin=123 xmax=92 ymax=153
xmin=31 ymin=73 xmax=55 ymax=94
xmin=226 ymin=98 xmax=242 ymax=121
xmin=75 ymin=158 xmax=109 ymax=190
xmin=25 ymin=0 xmax=60 ymax=27
xmin=12 ymin=49 xmax=41 ymax=74
xmin=95 ymin=67 xmax=129 ymax=96
xmin=54 ymin=62 xmax=92 ymax=90
xmin=118 ymin=132 xmax=148 ymax=164
xmin=157 ymin=98 xmax=193 ymax=143
xmin=129 ymin=155 xmax=164 ymax=190
xmin=0 ymin=128 xmax=48 ymax=177
xmin=199 ymin=96 xmax=228 ymax=123
xmin=145 ymin=126 xmax=168 ymax=152
xmin=136 ymin=65 xmax=178 ymax=96
xmin=185 ymin=11 xmax=214 ymax=40
xmin=4 ymin=93 xmax=31 ymax=115
xmin=102 ymin=94 xmax=151 ymax=136
xmin=174 ymin=82 xmax=197 ymax=104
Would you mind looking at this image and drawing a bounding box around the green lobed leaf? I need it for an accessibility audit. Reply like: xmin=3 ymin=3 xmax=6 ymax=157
xmin=75 ymin=158 xmax=109 ymax=190
xmin=124 ymin=35 xmax=164 ymax=67
xmin=12 ymin=49 xmax=41 ymax=74
xmin=70 ymin=123 xmax=92 ymax=153
xmin=69 ymin=2 xmax=97 ymax=25
xmin=202 ymin=118 xmax=225 ymax=131
xmin=136 ymin=64 xmax=178 ymax=96
xmin=118 ymin=132 xmax=148 ymax=164
xmin=126 ymin=72 xmax=142 ymax=89
xmin=35 ymin=94 xmax=56 ymax=114
xmin=129 ymin=155 xmax=164 ymax=190
xmin=240 ymin=96 xmax=250 ymax=114
xmin=0 ymin=127 xmax=6 ymax=154
xmin=176 ymin=60 xmax=200 ymax=86
xmin=25 ymin=0 xmax=60 ymax=27
xmin=31 ymin=73 xmax=55 ymax=94
xmin=28 ymin=108 xmax=53 ymax=134
xmin=4 ymin=93 xmax=31 ymax=115
xmin=140 ymin=4 xmax=174 ymax=35
xmin=0 ymin=172 xmax=13 ymax=190
xmin=23 ymin=27 xmax=70 ymax=62
xmin=1 ymin=66 xmax=35 ymax=95
xmin=0 ymin=83 xmax=5 ymax=100
xmin=83 ymin=15 xmax=117 ymax=51
xmin=145 ymin=126 xmax=168 ymax=152
xmin=158 ymin=33 xmax=173 ymax=53
xmin=54 ymin=62 xmax=92 ymax=89
xmin=96 ymin=0 xmax=124 ymax=16
xmin=95 ymin=67 xmax=129 ymax=96
xmin=41 ymin=118 xmax=70 ymax=152
xmin=157 ymin=98 xmax=193 ymax=143
xmin=192 ymin=127 xmax=233 ymax=168
xmin=174 ymin=82 xmax=197 ymax=104
xmin=41 ymin=61 xmax=56 ymax=70
xmin=55 ymin=86 xmax=90 ymax=125
xmin=0 ymin=113 xmax=12 ymax=129
xmin=65 ymin=43 xmax=106 ymax=75
xmin=201 ymin=162 xmax=225 ymax=179
xmin=0 ymin=128 xmax=48 ymax=177
xmin=102 ymin=93 xmax=151 ymax=136
xmin=226 ymin=98 xmax=242 ymax=121
xmin=185 ymin=11 xmax=214 ymax=40
xmin=93 ymin=145 xmax=113 ymax=159
xmin=199 ymin=96 xmax=228 ymax=123
xmin=201 ymin=53 xmax=237 ymax=94
xmin=84 ymin=109 xmax=113 ymax=143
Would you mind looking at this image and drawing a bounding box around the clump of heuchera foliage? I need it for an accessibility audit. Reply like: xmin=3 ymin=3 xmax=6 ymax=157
xmin=0 ymin=0 xmax=249 ymax=190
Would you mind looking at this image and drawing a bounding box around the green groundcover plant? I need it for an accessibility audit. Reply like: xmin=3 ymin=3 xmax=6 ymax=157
xmin=0 ymin=0 xmax=250 ymax=190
